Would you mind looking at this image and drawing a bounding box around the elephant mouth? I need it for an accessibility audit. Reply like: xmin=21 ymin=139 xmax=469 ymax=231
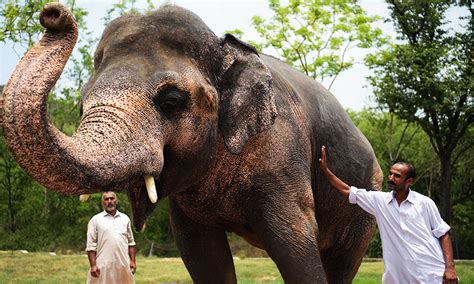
xmin=126 ymin=175 xmax=162 ymax=231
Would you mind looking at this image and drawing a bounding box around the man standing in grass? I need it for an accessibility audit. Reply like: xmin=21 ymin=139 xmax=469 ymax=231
xmin=86 ymin=191 xmax=136 ymax=284
xmin=319 ymin=146 xmax=458 ymax=284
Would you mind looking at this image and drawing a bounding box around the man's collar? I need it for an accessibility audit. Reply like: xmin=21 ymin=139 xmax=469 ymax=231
xmin=385 ymin=189 xmax=415 ymax=205
xmin=384 ymin=192 xmax=395 ymax=205
xmin=406 ymin=189 xmax=416 ymax=204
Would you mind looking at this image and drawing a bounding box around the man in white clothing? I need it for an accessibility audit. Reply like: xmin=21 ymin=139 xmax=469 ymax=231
xmin=86 ymin=191 xmax=136 ymax=284
xmin=319 ymin=146 xmax=458 ymax=284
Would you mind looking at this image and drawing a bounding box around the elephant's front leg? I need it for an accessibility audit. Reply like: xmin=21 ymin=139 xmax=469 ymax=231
xmin=169 ymin=197 xmax=237 ymax=284
xmin=251 ymin=192 xmax=327 ymax=284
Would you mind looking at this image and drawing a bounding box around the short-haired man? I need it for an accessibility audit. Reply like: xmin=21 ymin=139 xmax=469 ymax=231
xmin=319 ymin=146 xmax=458 ymax=283
xmin=86 ymin=191 xmax=136 ymax=284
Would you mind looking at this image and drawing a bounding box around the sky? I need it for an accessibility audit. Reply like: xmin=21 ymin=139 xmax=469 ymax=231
xmin=1 ymin=0 xmax=395 ymax=111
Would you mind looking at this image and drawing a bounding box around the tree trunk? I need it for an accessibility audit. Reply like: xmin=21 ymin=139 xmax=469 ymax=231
xmin=439 ymin=154 xmax=453 ymax=224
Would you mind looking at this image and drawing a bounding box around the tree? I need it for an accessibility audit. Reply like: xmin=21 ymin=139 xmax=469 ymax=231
xmin=366 ymin=0 xmax=473 ymax=223
xmin=349 ymin=109 xmax=436 ymax=179
xmin=248 ymin=0 xmax=386 ymax=89
xmin=0 ymin=0 xmax=45 ymax=48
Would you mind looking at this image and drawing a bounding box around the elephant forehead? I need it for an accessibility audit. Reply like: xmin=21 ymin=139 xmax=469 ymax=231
xmin=152 ymin=68 xmax=209 ymax=92
xmin=104 ymin=5 xmax=215 ymax=37
xmin=97 ymin=5 xmax=223 ymax=74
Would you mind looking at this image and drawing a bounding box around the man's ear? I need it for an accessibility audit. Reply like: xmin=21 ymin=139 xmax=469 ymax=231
xmin=406 ymin=177 xmax=414 ymax=188
xmin=217 ymin=34 xmax=277 ymax=154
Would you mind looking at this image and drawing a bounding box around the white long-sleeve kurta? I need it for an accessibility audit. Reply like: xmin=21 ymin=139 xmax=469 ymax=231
xmin=86 ymin=210 xmax=136 ymax=284
xmin=349 ymin=187 xmax=450 ymax=284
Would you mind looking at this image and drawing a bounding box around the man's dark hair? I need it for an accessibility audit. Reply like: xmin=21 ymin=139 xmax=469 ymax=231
xmin=393 ymin=161 xmax=416 ymax=180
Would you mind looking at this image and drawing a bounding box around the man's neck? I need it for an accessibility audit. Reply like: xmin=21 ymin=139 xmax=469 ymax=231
xmin=394 ymin=188 xmax=409 ymax=206
xmin=105 ymin=209 xmax=117 ymax=216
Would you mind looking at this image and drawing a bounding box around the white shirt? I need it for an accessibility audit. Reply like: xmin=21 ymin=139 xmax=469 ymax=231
xmin=349 ymin=187 xmax=450 ymax=284
xmin=86 ymin=210 xmax=136 ymax=284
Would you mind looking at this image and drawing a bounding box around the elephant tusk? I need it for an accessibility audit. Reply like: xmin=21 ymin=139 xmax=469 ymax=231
xmin=79 ymin=194 xmax=91 ymax=202
xmin=144 ymin=175 xmax=158 ymax=203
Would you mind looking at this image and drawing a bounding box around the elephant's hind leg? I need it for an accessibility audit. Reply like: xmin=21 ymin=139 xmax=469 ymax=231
xmin=169 ymin=198 xmax=237 ymax=284
xmin=320 ymin=212 xmax=376 ymax=283
xmin=251 ymin=197 xmax=328 ymax=284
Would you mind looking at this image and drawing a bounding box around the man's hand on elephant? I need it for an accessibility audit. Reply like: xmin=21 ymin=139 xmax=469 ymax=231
xmin=90 ymin=265 xmax=100 ymax=277
xmin=319 ymin=145 xmax=330 ymax=175
xmin=319 ymin=145 xmax=334 ymax=177
xmin=318 ymin=145 xmax=351 ymax=197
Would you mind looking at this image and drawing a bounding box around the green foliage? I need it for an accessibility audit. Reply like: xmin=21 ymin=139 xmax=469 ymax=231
xmin=453 ymin=200 xmax=474 ymax=258
xmin=349 ymin=109 xmax=436 ymax=176
xmin=366 ymin=229 xmax=382 ymax=258
xmin=0 ymin=128 xmax=32 ymax=236
xmin=251 ymin=0 xmax=387 ymax=89
xmin=0 ymin=0 xmax=50 ymax=47
xmin=0 ymin=0 xmax=90 ymax=47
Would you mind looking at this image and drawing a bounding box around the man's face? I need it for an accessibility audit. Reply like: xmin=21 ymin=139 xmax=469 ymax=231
xmin=102 ymin=192 xmax=117 ymax=214
xmin=388 ymin=163 xmax=412 ymax=191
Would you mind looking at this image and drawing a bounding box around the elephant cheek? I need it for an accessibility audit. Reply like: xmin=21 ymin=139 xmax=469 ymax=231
xmin=195 ymin=85 xmax=218 ymax=114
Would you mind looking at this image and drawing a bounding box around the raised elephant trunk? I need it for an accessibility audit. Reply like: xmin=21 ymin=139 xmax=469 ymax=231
xmin=3 ymin=3 xmax=84 ymax=194
xmin=2 ymin=3 xmax=156 ymax=196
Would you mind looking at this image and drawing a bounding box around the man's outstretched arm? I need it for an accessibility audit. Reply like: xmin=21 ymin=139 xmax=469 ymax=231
xmin=319 ymin=145 xmax=350 ymax=198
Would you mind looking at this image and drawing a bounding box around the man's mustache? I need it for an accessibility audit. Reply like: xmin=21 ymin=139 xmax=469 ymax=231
xmin=388 ymin=181 xmax=395 ymax=186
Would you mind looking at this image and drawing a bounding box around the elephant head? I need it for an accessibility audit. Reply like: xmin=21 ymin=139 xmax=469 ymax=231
xmin=2 ymin=3 xmax=277 ymax=229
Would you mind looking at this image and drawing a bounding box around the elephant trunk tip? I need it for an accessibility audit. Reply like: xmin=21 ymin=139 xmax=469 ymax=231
xmin=39 ymin=3 xmax=75 ymax=32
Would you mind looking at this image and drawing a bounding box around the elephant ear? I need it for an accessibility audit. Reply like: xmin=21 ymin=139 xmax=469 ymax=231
xmin=218 ymin=34 xmax=277 ymax=154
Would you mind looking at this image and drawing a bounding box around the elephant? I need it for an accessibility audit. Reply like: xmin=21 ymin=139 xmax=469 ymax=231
xmin=1 ymin=3 xmax=383 ymax=283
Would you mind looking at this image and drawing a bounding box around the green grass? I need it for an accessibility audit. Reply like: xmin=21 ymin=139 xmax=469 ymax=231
xmin=352 ymin=261 xmax=383 ymax=284
xmin=1 ymin=251 xmax=472 ymax=283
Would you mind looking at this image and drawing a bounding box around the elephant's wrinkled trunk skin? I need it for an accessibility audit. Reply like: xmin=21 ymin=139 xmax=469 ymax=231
xmin=2 ymin=3 xmax=145 ymax=195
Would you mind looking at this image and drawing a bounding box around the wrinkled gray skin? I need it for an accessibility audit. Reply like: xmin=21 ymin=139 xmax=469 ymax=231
xmin=1 ymin=4 xmax=382 ymax=283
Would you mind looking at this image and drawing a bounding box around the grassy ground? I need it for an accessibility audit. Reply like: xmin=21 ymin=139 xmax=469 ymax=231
xmin=1 ymin=251 xmax=473 ymax=283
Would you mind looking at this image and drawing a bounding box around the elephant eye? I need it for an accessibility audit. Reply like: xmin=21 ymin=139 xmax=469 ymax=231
xmin=154 ymin=87 xmax=188 ymax=115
